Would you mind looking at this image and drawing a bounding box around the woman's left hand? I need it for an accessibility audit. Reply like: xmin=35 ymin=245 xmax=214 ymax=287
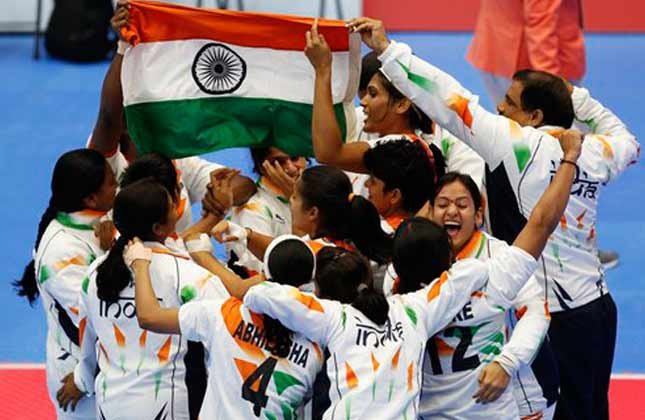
xmin=472 ymin=362 xmax=510 ymax=404
xmin=56 ymin=372 xmax=84 ymax=412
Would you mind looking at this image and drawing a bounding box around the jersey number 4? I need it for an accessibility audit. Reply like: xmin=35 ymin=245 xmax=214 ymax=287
xmin=242 ymin=357 xmax=278 ymax=417
xmin=428 ymin=326 xmax=480 ymax=374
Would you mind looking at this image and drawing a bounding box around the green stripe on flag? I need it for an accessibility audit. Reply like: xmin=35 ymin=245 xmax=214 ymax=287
xmin=125 ymin=97 xmax=347 ymax=158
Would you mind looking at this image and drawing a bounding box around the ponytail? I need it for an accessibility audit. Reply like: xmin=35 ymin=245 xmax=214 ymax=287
xmin=13 ymin=202 xmax=59 ymax=305
xmin=348 ymin=195 xmax=392 ymax=265
xmin=316 ymin=247 xmax=390 ymax=326
xmin=15 ymin=149 xmax=108 ymax=305
xmin=352 ymin=284 xmax=389 ymax=326
xmin=264 ymin=317 xmax=293 ymax=358
xmin=96 ymin=236 xmax=130 ymax=304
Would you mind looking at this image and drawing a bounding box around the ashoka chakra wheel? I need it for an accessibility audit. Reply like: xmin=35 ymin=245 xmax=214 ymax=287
xmin=192 ymin=43 xmax=246 ymax=95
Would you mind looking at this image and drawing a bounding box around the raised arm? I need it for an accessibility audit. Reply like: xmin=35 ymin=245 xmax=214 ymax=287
xmin=307 ymin=21 xmax=370 ymax=172
xmin=244 ymin=282 xmax=339 ymax=347
xmin=572 ymin=86 xmax=639 ymax=181
xmin=512 ymin=130 xmax=581 ymax=258
xmin=88 ymin=2 xmax=128 ymax=155
xmin=348 ymin=18 xmax=531 ymax=171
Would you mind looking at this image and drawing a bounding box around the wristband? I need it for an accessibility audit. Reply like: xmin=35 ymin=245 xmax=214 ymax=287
xmin=117 ymin=40 xmax=129 ymax=55
xmin=560 ymin=158 xmax=579 ymax=174
xmin=185 ymin=233 xmax=214 ymax=254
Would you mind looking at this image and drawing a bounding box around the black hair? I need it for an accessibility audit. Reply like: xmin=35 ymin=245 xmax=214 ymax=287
xmin=264 ymin=238 xmax=316 ymax=357
xmin=374 ymin=71 xmax=434 ymax=135
xmin=96 ymin=179 xmax=171 ymax=303
xmin=392 ymin=217 xmax=453 ymax=294
xmin=121 ymin=153 xmax=180 ymax=199
xmin=432 ymin=172 xmax=482 ymax=210
xmin=359 ymin=51 xmax=381 ymax=94
xmin=512 ymin=70 xmax=575 ymax=128
xmin=316 ymin=247 xmax=389 ymax=325
xmin=250 ymin=147 xmax=272 ymax=175
xmin=14 ymin=149 xmax=107 ymax=305
xmin=298 ymin=166 xmax=392 ymax=265
xmin=364 ymin=139 xmax=438 ymax=213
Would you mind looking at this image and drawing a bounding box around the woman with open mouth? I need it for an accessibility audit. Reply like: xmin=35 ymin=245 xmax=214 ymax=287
xmin=417 ymin=171 xmax=557 ymax=419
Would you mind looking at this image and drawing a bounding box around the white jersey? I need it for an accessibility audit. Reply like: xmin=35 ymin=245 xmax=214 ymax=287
xmin=379 ymin=41 xmax=639 ymax=312
xmin=179 ymin=296 xmax=322 ymax=419
xmin=35 ymin=210 xmax=105 ymax=419
xmin=244 ymin=247 xmax=537 ymax=419
xmin=73 ymin=240 xmax=228 ymax=420
xmin=105 ymin=148 xmax=223 ymax=233
xmin=227 ymin=177 xmax=292 ymax=275
xmin=432 ymin=125 xmax=485 ymax=190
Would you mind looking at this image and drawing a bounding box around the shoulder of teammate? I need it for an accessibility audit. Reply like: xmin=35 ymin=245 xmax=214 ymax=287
xmin=483 ymin=245 xmax=539 ymax=307
xmin=173 ymin=254 xmax=230 ymax=302
xmin=244 ymin=282 xmax=342 ymax=347
xmin=179 ymin=297 xmax=227 ymax=345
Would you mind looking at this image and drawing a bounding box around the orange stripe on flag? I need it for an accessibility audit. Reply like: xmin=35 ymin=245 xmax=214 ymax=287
xmin=124 ymin=0 xmax=350 ymax=51
xmin=427 ymin=272 xmax=449 ymax=302
xmin=346 ymin=362 xmax=359 ymax=390
xmin=157 ymin=336 xmax=172 ymax=364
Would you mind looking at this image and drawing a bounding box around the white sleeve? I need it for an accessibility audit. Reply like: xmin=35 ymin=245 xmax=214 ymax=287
xmin=498 ymin=277 xmax=550 ymax=373
xmin=179 ymin=299 xmax=222 ymax=346
xmin=437 ymin=129 xmax=486 ymax=189
xmin=378 ymin=41 xmax=546 ymax=171
xmin=74 ymin=294 xmax=97 ymax=395
xmin=400 ymin=259 xmax=489 ymax=337
xmin=483 ymin=246 xmax=539 ymax=308
xmin=572 ymin=87 xmax=639 ymax=182
xmin=176 ymin=157 xmax=225 ymax=205
xmin=177 ymin=258 xmax=230 ymax=303
xmin=228 ymin=202 xmax=275 ymax=272
xmin=39 ymin=244 xmax=94 ymax=327
xmin=243 ymin=282 xmax=341 ymax=347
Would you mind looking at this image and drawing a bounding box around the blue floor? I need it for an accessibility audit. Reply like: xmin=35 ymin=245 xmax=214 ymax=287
xmin=1 ymin=33 xmax=643 ymax=371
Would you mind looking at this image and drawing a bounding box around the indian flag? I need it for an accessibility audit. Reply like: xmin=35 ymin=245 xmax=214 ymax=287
xmin=121 ymin=0 xmax=360 ymax=158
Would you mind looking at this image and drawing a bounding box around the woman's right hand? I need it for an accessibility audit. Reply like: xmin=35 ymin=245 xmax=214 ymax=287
xmin=305 ymin=19 xmax=332 ymax=73
xmin=111 ymin=1 xmax=130 ymax=41
xmin=210 ymin=220 xmax=248 ymax=244
xmin=123 ymin=237 xmax=152 ymax=269
xmin=346 ymin=17 xmax=390 ymax=54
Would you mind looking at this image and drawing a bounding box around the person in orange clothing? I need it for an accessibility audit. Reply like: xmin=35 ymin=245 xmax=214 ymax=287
xmin=467 ymin=0 xmax=586 ymax=105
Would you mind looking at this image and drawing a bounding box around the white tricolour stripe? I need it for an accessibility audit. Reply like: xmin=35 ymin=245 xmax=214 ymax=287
xmin=122 ymin=36 xmax=360 ymax=107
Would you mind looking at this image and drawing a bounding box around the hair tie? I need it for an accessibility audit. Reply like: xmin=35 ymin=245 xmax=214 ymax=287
xmin=348 ymin=193 xmax=355 ymax=203
xmin=356 ymin=283 xmax=369 ymax=294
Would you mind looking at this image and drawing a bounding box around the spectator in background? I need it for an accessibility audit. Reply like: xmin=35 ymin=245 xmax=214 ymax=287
xmin=466 ymin=0 xmax=586 ymax=105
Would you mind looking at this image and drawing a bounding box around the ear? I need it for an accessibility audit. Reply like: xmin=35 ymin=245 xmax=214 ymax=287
xmin=475 ymin=206 xmax=484 ymax=228
xmin=394 ymin=97 xmax=412 ymax=115
xmin=388 ymin=188 xmax=403 ymax=207
xmin=530 ymin=109 xmax=544 ymax=127
xmin=82 ymin=194 xmax=98 ymax=210
xmin=152 ymin=222 xmax=165 ymax=238
xmin=307 ymin=205 xmax=319 ymax=222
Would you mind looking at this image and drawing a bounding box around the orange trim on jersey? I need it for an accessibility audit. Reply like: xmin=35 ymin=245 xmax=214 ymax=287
xmin=435 ymin=337 xmax=454 ymax=356
xmin=157 ymin=336 xmax=172 ymax=363
xmin=576 ymin=210 xmax=587 ymax=229
xmin=447 ymin=94 xmax=473 ymax=128
xmin=139 ymin=330 xmax=148 ymax=348
xmin=456 ymin=230 xmax=483 ymax=260
xmin=471 ymin=291 xmax=486 ymax=299
xmin=385 ymin=214 xmax=406 ymax=231
xmin=392 ymin=347 xmax=401 ymax=369
xmin=69 ymin=306 xmax=79 ymax=316
xmin=407 ymin=362 xmax=414 ymax=391
xmin=312 ymin=343 xmax=323 ymax=362
xmin=544 ymin=302 xmax=551 ymax=320
xmin=99 ymin=341 xmax=110 ymax=363
xmin=560 ymin=215 xmax=568 ymax=231
xmin=53 ymin=255 xmax=86 ymax=271
xmin=79 ymin=318 xmax=87 ymax=346
xmin=113 ymin=324 xmax=126 ymax=348
xmin=234 ymin=358 xmax=259 ymax=384
xmin=427 ymin=271 xmax=449 ymax=302
xmin=222 ymin=297 xmax=266 ymax=360
xmin=288 ymin=288 xmax=325 ymax=313
xmin=515 ymin=305 xmax=528 ymax=320
xmin=371 ymin=353 xmax=380 ymax=373
xmin=345 ymin=361 xmax=359 ymax=390
xmin=150 ymin=248 xmax=190 ymax=260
